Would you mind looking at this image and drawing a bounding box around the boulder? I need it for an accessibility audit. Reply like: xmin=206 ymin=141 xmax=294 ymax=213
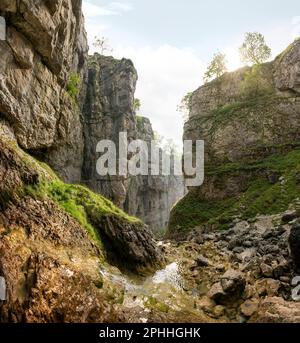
xmin=250 ymin=297 xmax=300 ymax=323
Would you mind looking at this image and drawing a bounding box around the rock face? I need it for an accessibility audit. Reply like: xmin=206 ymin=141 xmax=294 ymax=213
xmin=124 ymin=116 xmax=185 ymax=233
xmin=0 ymin=1 xmax=164 ymax=323
xmin=169 ymin=39 xmax=300 ymax=237
xmin=0 ymin=0 xmax=88 ymax=183
xmin=82 ymin=54 xmax=138 ymax=208
xmin=0 ymin=132 xmax=162 ymax=322
xmin=82 ymin=55 xmax=185 ymax=233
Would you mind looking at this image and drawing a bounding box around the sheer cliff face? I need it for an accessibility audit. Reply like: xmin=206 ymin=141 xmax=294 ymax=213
xmin=82 ymin=54 xmax=138 ymax=208
xmin=124 ymin=117 xmax=185 ymax=233
xmin=0 ymin=1 xmax=162 ymax=322
xmin=169 ymin=39 xmax=300 ymax=237
xmin=184 ymin=41 xmax=300 ymax=165
xmin=0 ymin=0 xmax=88 ymax=183
xmin=82 ymin=55 xmax=185 ymax=232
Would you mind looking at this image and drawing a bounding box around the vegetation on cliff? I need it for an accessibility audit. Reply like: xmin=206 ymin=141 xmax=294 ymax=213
xmin=169 ymin=149 xmax=300 ymax=233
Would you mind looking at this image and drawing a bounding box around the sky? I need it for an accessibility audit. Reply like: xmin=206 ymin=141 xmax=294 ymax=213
xmin=82 ymin=0 xmax=300 ymax=147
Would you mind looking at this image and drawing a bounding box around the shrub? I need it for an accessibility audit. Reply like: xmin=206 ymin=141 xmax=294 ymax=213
xmin=66 ymin=72 xmax=81 ymax=99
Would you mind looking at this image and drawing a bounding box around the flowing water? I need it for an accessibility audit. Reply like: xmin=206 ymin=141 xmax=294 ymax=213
xmin=100 ymin=261 xmax=199 ymax=316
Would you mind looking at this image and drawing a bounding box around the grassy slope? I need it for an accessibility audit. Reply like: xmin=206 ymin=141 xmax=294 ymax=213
xmin=169 ymin=148 xmax=300 ymax=234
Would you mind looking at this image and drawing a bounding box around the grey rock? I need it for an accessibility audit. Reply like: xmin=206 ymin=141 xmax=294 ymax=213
xmin=220 ymin=269 xmax=246 ymax=296
xmin=260 ymin=263 xmax=273 ymax=278
xmin=195 ymin=255 xmax=211 ymax=267
xmin=233 ymin=247 xmax=244 ymax=254
xmin=282 ymin=210 xmax=298 ymax=223
xmin=207 ymin=282 xmax=226 ymax=301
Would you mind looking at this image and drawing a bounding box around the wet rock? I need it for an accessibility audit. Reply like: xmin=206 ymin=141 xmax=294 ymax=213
xmin=195 ymin=255 xmax=211 ymax=267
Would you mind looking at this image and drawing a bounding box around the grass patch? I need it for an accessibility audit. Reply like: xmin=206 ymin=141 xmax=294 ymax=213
xmin=169 ymin=149 xmax=300 ymax=233
xmin=25 ymin=179 xmax=140 ymax=247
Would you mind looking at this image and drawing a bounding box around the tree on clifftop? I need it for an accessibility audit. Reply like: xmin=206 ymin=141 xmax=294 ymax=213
xmin=203 ymin=52 xmax=227 ymax=83
xmin=239 ymin=32 xmax=271 ymax=65
xmin=93 ymin=36 xmax=113 ymax=55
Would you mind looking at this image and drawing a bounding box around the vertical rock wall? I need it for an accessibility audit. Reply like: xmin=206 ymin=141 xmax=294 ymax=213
xmin=82 ymin=55 xmax=185 ymax=232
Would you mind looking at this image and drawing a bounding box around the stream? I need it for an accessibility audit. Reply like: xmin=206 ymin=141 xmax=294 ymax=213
xmin=99 ymin=260 xmax=201 ymax=318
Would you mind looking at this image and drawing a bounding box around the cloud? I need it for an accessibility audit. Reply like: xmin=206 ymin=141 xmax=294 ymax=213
xmin=82 ymin=2 xmax=117 ymax=17
xmin=109 ymin=2 xmax=133 ymax=12
xmin=113 ymin=45 xmax=205 ymax=147
xmin=82 ymin=1 xmax=133 ymax=18
xmin=291 ymin=16 xmax=300 ymax=40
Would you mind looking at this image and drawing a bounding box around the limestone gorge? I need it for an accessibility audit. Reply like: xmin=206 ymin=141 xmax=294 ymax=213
xmin=0 ymin=0 xmax=300 ymax=324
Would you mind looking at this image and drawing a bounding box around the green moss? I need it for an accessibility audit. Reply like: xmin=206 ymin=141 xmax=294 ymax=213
xmin=169 ymin=149 xmax=300 ymax=233
xmin=136 ymin=115 xmax=144 ymax=130
xmin=66 ymin=72 xmax=81 ymax=99
xmin=144 ymin=297 xmax=169 ymax=313
xmin=25 ymin=178 xmax=140 ymax=247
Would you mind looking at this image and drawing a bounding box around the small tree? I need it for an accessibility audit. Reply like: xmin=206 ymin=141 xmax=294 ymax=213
xmin=239 ymin=32 xmax=271 ymax=65
xmin=134 ymin=98 xmax=141 ymax=113
xmin=203 ymin=52 xmax=227 ymax=83
xmin=93 ymin=36 xmax=113 ymax=55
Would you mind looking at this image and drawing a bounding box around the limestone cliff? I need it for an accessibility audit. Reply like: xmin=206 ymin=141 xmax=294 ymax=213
xmin=125 ymin=116 xmax=185 ymax=233
xmin=168 ymin=39 xmax=300 ymax=238
xmin=82 ymin=54 xmax=185 ymax=232
xmin=0 ymin=1 xmax=162 ymax=323
xmin=0 ymin=0 xmax=88 ymax=183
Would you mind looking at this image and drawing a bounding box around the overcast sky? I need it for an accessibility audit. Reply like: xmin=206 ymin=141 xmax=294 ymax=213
xmin=82 ymin=0 xmax=300 ymax=147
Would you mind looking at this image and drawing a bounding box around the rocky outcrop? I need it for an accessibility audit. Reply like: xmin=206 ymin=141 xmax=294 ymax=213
xmin=82 ymin=54 xmax=137 ymax=208
xmin=0 ymin=0 xmax=88 ymax=183
xmin=0 ymin=136 xmax=162 ymax=322
xmin=249 ymin=297 xmax=300 ymax=323
xmin=82 ymin=55 xmax=185 ymax=232
xmin=169 ymin=39 xmax=300 ymax=237
xmin=124 ymin=116 xmax=185 ymax=233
